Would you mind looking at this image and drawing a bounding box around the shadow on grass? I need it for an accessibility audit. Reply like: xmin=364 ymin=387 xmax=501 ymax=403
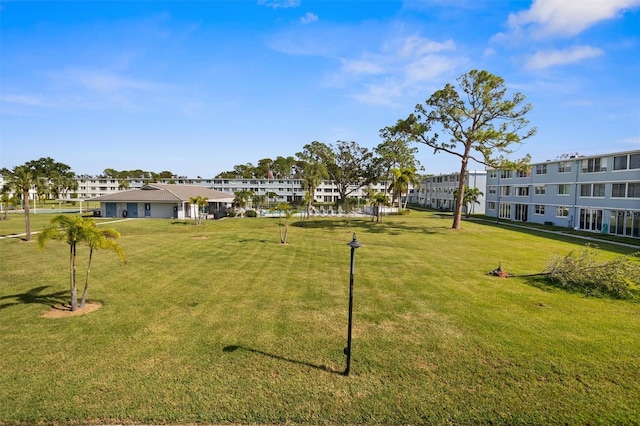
xmin=0 ymin=285 xmax=68 ymax=310
xmin=222 ymin=344 xmax=343 ymax=375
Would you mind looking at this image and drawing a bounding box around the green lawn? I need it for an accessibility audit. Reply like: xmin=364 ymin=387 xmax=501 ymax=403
xmin=1 ymin=211 xmax=639 ymax=425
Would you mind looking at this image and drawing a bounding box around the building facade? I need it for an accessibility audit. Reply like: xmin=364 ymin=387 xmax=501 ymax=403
xmin=412 ymin=170 xmax=487 ymax=214
xmin=484 ymin=150 xmax=640 ymax=238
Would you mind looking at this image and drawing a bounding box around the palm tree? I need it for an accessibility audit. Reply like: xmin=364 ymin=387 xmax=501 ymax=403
xmin=453 ymin=186 xmax=484 ymax=218
xmin=0 ymin=189 xmax=11 ymax=221
xmin=189 ymin=196 xmax=209 ymax=224
xmin=80 ymin=221 xmax=125 ymax=308
xmin=266 ymin=191 xmax=278 ymax=208
xmin=1 ymin=165 xmax=37 ymax=241
xmin=299 ymin=160 xmax=327 ymax=218
xmin=37 ymin=215 xmax=89 ymax=311
xmin=389 ymin=167 xmax=418 ymax=211
xmin=276 ymin=202 xmax=294 ymax=243
xmin=233 ymin=190 xmax=254 ymax=216
xmin=365 ymin=188 xmax=389 ymax=222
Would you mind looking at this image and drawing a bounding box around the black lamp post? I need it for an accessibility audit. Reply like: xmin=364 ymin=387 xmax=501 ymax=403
xmin=344 ymin=233 xmax=361 ymax=376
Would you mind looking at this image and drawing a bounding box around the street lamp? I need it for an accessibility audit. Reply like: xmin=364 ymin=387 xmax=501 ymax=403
xmin=344 ymin=233 xmax=361 ymax=376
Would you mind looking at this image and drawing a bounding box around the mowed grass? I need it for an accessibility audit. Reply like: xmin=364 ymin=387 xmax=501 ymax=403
xmin=1 ymin=211 xmax=639 ymax=425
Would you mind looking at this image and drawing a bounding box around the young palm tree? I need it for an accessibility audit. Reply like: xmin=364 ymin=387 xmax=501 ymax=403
xmin=80 ymin=221 xmax=125 ymax=308
xmin=276 ymin=202 xmax=294 ymax=243
xmin=188 ymin=196 xmax=209 ymax=224
xmin=37 ymin=215 xmax=88 ymax=311
xmin=453 ymin=186 xmax=484 ymax=218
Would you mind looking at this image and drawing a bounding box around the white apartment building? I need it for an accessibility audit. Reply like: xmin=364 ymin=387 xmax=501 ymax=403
xmin=73 ymin=176 xmax=392 ymax=206
xmin=484 ymin=150 xmax=640 ymax=238
xmin=412 ymin=170 xmax=487 ymax=214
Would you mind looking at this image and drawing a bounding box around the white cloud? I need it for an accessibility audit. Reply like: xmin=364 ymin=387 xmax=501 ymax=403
xmin=399 ymin=36 xmax=455 ymax=56
xmin=257 ymin=0 xmax=301 ymax=9
xmin=334 ymin=35 xmax=463 ymax=105
xmin=507 ymin=0 xmax=640 ymax=38
xmin=524 ymin=45 xmax=604 ymax=69
xmin=300 ymin=12 xmax=318 ymax=25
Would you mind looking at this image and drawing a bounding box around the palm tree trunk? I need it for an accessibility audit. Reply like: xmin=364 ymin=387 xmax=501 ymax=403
xmin=23 ymin=190 xmax=31 ymax=241
xmin=80 ymin=247 xmax=94 ymax=308
xmin=70 ymin=243 xmax=78 ymax=311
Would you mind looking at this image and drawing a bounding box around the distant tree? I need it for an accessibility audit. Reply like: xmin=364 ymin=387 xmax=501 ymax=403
xmin=385 ymin=69 xmax=536 ymax=229
xmin=453 ymin=185 xmax=484 ymax=217
xmin=0 ymin=190 xmax=11 ymax=220
xmin=374 ymin=132 xmax=420 ymax=195
xmin=118 ymin=180 xmax=130 ymax=191
xmin=298 ymin=140 xmax=375 ymax=207
xmin=266 ymin=191 xmax=279 ymax=207
xmin=295 ymin=153 xmax=328 ymax=218
xmin=1 ymin=164 xmax=37 ymax=241
xmin=272 ymin=156 xmax=297 ymax=179
xmin=233 ymin=190 xmax=254 ymax=214
xmin=275 ymin=202 xmax=294 ymax=244
xmin=364 ymin=188 xmax=389 ymax=222
xmin=189 ymin=196 xmax=209 ymax=224
xmin=256 ymin=158 xmax=273 ymax=179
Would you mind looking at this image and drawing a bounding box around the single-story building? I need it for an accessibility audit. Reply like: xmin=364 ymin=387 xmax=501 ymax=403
xmin=89 ymin=183 xmax=234 ymax=219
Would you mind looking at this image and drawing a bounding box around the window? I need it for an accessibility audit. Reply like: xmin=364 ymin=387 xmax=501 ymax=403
xmin=500 ymin=170 xmax=512 ymax=179
xmin=489 ymin=170 xmax=497 ymax=178
xmin=580 ymin=183 xmax=604 ymax=197
xmin=500 ymin=186 xmax=511 ymax=196
xmin=487 ymin=201 xmax=496 ymax=210
xmin=580 ymin=184 xmax=591 ymax=197
xmin=516 ymin=169 xmax=531 ymax=178
xmin=582 ymin=157 xmax=606 ymax=173
xmin=556 ymin=206 xmax=569 ymax=217
xmin=558 ymin=184 xmax=571 ymax=195
xmin=614 ymin=155 xmax=628 ymax=170
xmin=534 ymin=205 xmax=545 ymax=215
xmin=488 ymin=186 xmax=496 ymax=194
xmin=612 ymin=183 xmax=626 ymax=198
xmin=516 ymin=187 xmax=529 ymax=196
xmin=535 ymin=164 xmax=547 ymax=175
xmin=631 ymin=154 xmax=640 ymax=169
xmin=534 ymin=185 xmax=546 ymax=195
xmin=629 ymin=183 xmax=640 ymax=198
xmin=558 ymin=161 xmax=572 ymax=173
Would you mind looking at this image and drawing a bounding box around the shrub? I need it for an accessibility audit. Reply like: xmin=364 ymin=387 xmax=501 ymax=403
xmin=227 ymin=211 xmax=237 ymax=218
xmin=245 ymin=210 xmax=257 ymax=218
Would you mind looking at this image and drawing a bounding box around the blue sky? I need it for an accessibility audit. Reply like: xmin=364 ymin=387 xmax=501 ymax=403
xmin=1 ymin=0 xmax=639 ymax=177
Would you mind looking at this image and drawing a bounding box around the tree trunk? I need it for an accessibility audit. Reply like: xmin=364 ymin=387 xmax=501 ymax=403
xmin=452 ymin=158 xmax=468 ymax=230
xmin=70 ymin=244 xmax=78 ymax=311
xmin=80 ymin=248 xmax=94 ymax=308
xmin=23 ymin=190 xmax=31 ymax=241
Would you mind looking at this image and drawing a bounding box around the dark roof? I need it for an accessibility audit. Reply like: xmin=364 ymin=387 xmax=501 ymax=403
xmin=89 ymin=184 xmax=234 ymax=203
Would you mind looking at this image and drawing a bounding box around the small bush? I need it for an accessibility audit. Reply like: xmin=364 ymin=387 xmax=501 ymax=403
xmin=245 ymin=210 xmax=257 ymax=217
xmin=227 ymin=211 xmax=237 ymax=218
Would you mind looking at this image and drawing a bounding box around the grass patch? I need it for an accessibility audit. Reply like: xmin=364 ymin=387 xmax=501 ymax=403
xmin=1 ymin=212 xmax=639 ymax=424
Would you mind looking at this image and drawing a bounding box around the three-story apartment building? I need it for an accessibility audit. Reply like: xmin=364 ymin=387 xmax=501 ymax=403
xmin=485 ymin=150 xmax=640 ymax=238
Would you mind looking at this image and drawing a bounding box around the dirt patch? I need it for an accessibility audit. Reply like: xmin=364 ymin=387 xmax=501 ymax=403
xmin=42 ymin=302 xmax=102 ymax=319
xmin=193 ymin=236 xmax=209 ymax=240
